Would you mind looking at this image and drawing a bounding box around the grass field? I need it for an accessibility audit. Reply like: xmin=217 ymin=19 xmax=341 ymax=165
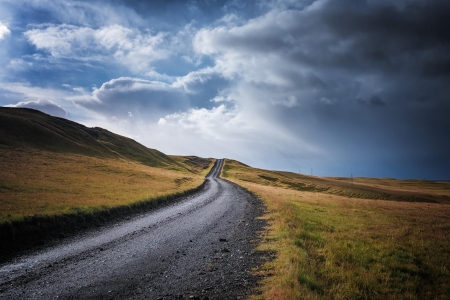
xmin=0 ymin=149 xmax=213 ymax=223
xmin=222 ymin=159 xmax=450 ymax=300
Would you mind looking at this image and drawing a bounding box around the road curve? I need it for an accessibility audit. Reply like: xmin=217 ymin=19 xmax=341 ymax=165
xmin=0 ymin=159 xmax=267 ymax=299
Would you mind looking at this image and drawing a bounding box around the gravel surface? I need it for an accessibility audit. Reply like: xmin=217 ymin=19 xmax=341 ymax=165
xmin=0 ymin=159 xmax=268 ymax=299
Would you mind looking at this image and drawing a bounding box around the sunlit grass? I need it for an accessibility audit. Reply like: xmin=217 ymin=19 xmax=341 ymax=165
xmin=0 ymin=149 xmax=213 ymax=223
xmin=222 ymin=159 xmax=450 ymax=299
xmin=222 ymin=160 xmax=450 ymax=203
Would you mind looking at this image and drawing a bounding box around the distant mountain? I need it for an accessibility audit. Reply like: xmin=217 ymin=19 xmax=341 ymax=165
xmin=0 ymin=107 xmax=181 ymax=169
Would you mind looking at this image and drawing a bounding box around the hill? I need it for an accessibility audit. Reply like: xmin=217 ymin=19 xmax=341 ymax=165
xmin=0 ymin=107 xmax=184 ymax=169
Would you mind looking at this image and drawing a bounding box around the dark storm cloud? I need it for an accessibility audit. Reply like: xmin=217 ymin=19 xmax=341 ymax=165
xmin=194 ymin=0 xmax=450 ymax=178
xmin=320 ymin=1 xmax=450 ymax=75
xmin=357 ymin=95 xmax=386 ymax=107
xmin=215 ymin=0 xmax=450 ymax=79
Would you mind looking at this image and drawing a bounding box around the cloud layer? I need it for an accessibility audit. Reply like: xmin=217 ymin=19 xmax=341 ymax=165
xmin=1 ymin=0 xmax=449 ymax=179
xmin=25 ymin=24 xmax=169 ymax=73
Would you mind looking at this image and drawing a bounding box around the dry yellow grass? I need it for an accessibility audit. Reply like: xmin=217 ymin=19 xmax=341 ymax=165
xmin=327 ymin=176 xmax=450 ymax=200
xmin=0 ymin=149 xmax=213 ymax=223
xmin=222 ymin=160 xmax=450 ymax=204
xmin=169 ymin=155 xmax=214 ymax=177
xmin=222 ymin=159 xmax=450 ymax=300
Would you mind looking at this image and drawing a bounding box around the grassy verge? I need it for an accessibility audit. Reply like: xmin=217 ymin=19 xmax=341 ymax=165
xmin=222 ymin=159 xmax=450 ymax=299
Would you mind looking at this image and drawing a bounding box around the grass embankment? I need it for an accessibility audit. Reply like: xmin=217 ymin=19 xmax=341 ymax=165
xmin=222 ymin=160 xmax=450 ymax=299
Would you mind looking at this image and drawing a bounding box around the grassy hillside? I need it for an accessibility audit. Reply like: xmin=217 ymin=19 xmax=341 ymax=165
xmin=0 ymin=107 xmax=186 ymax=169
xmin=222 ymin=160 xmax=450 ymax=300
xmin=0 ymin=108 xmax=214 ymax=223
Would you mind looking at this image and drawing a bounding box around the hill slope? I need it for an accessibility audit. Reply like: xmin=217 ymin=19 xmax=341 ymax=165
xmin=0 ymin=107 xmax=182 ymax=169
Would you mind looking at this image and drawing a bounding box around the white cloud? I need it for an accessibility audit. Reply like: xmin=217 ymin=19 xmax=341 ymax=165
xmin=164 ymin=104 xmax=239 ymax=140
xmin=5 ymin=98 xmax=67 ymax=118
xmin=217 ymin=14 xmax=240 ymax=26
xmin=144 ymin=69 xmax=174 ymax=82
xmin=0 ymin=21 xmax=11 ymax=40
xmin=6 ymin=59 xmax=33 ymax=70
xmin=24 ymin=24 xmax=169 ymax=73
xmin=125 ymin=100 xmax=323 ymax=171
xmin=305 ymin=0 xmax=329 ymax=12
xmin=192 ymin=9 xmax=322 ymax=90
xmin=173 ymin=68 xmax=210 ymax=90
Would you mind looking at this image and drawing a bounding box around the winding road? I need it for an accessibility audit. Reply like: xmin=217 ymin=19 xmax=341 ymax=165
xmin=0 ymin=159 xmax=267 ymax=299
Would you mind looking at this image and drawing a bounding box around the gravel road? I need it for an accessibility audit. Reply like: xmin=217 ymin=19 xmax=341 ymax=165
xmin=0 ymin=159 xmax=268 ymax=299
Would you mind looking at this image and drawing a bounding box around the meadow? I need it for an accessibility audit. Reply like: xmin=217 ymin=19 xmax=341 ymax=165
xmin=0 ymin=149 xmax=212 ymax=223
xmin=222 ymin=160 xmax=450 ymax=299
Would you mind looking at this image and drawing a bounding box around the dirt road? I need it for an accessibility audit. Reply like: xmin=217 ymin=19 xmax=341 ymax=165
xmin=0 ymin=159 xmax=267 ymax=299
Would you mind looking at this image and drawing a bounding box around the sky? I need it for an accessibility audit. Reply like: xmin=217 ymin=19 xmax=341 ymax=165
xmin=0 ymin=0 xmax=449 ymax=180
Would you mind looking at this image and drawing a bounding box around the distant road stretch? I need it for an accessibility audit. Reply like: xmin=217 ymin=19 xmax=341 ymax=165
xmin=0 ymin=159 xmax=266 ymax=299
